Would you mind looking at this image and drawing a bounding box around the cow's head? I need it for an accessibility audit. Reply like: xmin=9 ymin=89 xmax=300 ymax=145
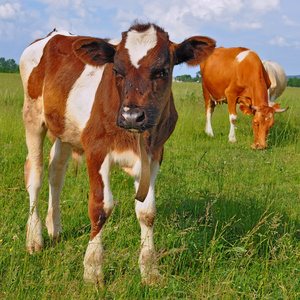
xmin=73 ymin=23 xmax=215 ymax=133
xmin=240 ymin=103 xmax=289 ymax=149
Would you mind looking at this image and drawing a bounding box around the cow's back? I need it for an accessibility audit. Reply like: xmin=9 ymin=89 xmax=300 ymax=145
xmin=201 ymin=47 xmax=270 ymax=104
xmin=200 ymin=47 xmax=248 ymax=99
xmin=20 ymin=31 xmax=107 ymax=150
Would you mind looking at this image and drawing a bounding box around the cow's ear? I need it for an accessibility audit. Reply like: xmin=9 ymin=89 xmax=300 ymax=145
xmin=173 ymin=36 xmax=216 ymax=66
xmin=73 ymin=38 xmax=116 ymax=66
xmin=271 ymin=102 xmax=280 ymax=109
xmin=239 ymin=104 xmax=254 ymax=115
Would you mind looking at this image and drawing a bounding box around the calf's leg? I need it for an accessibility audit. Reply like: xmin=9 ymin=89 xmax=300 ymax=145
xmin=135 ymin=161 xmax=160 ymax=285
xmin=84 ymin=154 xmax=114 ymax=284
xmin=23 ymin=99 xmax=47 ymax=253
xmin=46 ymin=139 xmax=72 ymax=242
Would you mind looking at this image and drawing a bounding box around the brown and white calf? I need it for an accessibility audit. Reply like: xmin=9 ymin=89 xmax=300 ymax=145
xmin=20 ymin=23 xmax=215 ymax=284
xmin=200 ymin=47 xmax=288 ymax=149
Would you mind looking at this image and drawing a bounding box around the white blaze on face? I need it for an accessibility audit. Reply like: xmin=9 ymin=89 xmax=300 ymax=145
xmin=236 ymin=50 xmax=253 ymax=63
xmin=125 ymin=25 xmax=158 ymax=69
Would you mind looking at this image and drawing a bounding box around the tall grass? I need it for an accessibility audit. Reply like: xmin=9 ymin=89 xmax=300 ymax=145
xmin=0 ymin=76 xmax=299 ymax=299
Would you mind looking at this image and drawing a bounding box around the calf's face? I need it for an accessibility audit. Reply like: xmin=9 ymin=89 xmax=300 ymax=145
xmin=73 ymin=23 xmax=216 ymax=133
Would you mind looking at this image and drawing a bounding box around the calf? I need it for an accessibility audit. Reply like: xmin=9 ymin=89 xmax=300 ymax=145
xmin=20 ymin=23 xmax=215 ymax=284
xmin=200 ymin=47 xmax=288 ymax=149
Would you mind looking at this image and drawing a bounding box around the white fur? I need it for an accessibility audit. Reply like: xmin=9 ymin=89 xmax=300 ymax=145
xmin=99 ymin=154 xmax=114 ymax=214
xmin=46 ymin=139 xmax=72 ymax=238
xmin=236 ymin=50 xmax=253 ymax=63
xmin=135 ymin=161 xmax=160 ymax=280
xmin=65 ymin=64 xmax=105 ymax=131
xmin=84 ymin=229 xmax=104 ymax=283
xmin=125 ymin=25 xmax=157 ymax=69
xmin=228 ymin=114 xmax=238 ymax=142
xmin=205 ymin=107 xmax=214 ymax=137
xmin=20 ymin=30 xmax=73 ymax=85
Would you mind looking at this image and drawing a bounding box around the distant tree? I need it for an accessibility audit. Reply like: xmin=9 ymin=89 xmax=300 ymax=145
xmin=195 ymin=71 xmax=202 ymax=83
xmin=287 ymin=77 xmax=300 ymax=87
xmin=0 ymin=57 xmax=19 ymax=73
xmin=174 ymin=73 xmax=202 ymax=82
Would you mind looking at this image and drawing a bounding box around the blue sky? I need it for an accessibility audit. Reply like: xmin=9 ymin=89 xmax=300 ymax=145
xmin=0 ymin=0 xmax=299 ymax=77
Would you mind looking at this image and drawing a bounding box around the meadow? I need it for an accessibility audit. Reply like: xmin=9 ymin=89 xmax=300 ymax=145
xmin=0 ymin=73 xmax=299 ymax=299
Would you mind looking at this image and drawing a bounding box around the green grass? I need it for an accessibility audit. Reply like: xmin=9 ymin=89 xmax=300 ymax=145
xmin=0 ymin=75 xmax=299 ymax=299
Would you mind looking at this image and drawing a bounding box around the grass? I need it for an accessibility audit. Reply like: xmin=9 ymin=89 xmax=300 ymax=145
xmin=0 ymin=74 xmax=299 ymax=299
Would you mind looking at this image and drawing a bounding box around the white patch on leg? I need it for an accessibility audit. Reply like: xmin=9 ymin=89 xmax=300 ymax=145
xmin=26 ymin=213 xmax=43 ymax=253
xmin=205 ymin=106 xmax=214 ymax=137
xmin=135 ymin=161 xmax=160 ymax=284
xmin=84 ymin=230 xmax=104 ymax=284
xmin=125 ymin=25 xmax=157 ymax=68
xmin=46 ymin=139 xmax=72 ymax=239
xmin=25 ymin=155 xmax=44 ymax=252
xmin=99 ymin=154 xmax=114 ymax=214
xmin=228 ymin=114 xmax=237 ymax=142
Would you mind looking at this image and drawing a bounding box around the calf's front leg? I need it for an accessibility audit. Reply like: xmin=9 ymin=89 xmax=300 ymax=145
xmin=83 ymin=154 xmax=114 ymax=284
xmin=135 ymin=161 xmax=160 ymax=285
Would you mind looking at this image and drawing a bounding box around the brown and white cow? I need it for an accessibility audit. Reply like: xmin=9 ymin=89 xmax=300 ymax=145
xmin=20 ymin=23 xmax=215 ymax=284
xmin=262 ymin=59 xmax=287 ymax=103
xmin=200 ymin=47 xmax=288 ymax=149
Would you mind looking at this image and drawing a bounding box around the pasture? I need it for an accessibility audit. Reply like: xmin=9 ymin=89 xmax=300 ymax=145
xmin=0 ymin=73 xmax=299 ymax=299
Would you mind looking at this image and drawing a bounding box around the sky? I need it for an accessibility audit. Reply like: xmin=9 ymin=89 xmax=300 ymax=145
xmin=0 ymin=0 xmax=299 ymax=77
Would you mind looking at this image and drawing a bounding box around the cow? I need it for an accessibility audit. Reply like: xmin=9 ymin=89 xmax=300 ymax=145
xmin=20 ymin=23 xmax=216 ymax=285
xmin=262 ymin=59 xmax=287 ymax=103
xmin=200 ymin=47 xmax=289 ymax=149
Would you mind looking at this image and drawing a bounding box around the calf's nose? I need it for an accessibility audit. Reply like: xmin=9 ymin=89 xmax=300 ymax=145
xmin=118 ymin=107 xmax=146 ymax=132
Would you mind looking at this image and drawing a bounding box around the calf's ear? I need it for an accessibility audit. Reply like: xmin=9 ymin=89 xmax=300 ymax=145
xmin=73 ymin=38 xmax=116 ymax=66
xmin=173 ymin=36 xmax=216 ymax=66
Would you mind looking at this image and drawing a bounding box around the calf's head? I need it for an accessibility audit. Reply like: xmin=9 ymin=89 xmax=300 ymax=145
xmin=73 ymin=23 xmax=215 ymax=133
xmin=240 ymin=103 xmax=289 ymax=149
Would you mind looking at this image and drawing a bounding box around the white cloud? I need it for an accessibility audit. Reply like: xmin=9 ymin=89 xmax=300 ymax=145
xmin=247 ymin=0 xmax=279 ymax=12
xmin=282 ymin=15 xmax=299 ymax=27
xmin=0 ymin=2 xmax=21 ymax=20
xmin=230 ymin=21 xmax=262 ymax=30
xmin=269 ymin=36 xmax=289 ymax=47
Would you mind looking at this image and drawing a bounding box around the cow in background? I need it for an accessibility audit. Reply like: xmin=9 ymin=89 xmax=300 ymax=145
xmin=20 ymin=23 xmax=215 ymax=285
xmin=200 ymin=47 xmax=289 ymax=149
xmin=262 ymin=60 xmax=287 ymax=103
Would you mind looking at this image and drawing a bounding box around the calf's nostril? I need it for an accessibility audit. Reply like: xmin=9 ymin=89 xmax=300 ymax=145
xmin=136 ymin=111 xmax=145 ymax=124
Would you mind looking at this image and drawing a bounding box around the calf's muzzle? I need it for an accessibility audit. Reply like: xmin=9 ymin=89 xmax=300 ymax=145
xmin=117 ymin=107 xmax=148 ymax=133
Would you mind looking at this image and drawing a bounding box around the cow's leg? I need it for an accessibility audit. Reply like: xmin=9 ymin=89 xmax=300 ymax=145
xmin=227 ymin=98 xmax=238 ymax=142
xmin=84 ymin=154 xmax=114 ymax=285
xmin=204 ymin=92 xmax=216 ymax=137
xmin=135 ymin=160 xmax=160 ymax=285
xmin=46 ymin=139 xmax=72 ymax=242
xmin=23 ymin=99 xmax=47 ymax=253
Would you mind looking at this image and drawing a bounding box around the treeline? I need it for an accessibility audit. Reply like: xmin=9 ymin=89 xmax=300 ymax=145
xmin=174 ymin=71 xmax=202 ymax=83
xmin=175 ymin=72 xmax=300 ymax=87
xmin=287 ymin=76 xmax=300 ymax=87
xmin=0 ymin=57 xmax=19 ymax=73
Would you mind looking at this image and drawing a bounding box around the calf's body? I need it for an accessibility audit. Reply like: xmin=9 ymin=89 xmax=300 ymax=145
xmin=20 ymin=23 xmax=215 ymax=284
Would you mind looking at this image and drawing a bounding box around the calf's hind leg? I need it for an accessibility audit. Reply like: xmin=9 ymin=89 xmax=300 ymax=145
xmin=46 ymin=139 xmax=72 ymax=242
xmin=23 ymin=100 xmax=47 ymax=253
